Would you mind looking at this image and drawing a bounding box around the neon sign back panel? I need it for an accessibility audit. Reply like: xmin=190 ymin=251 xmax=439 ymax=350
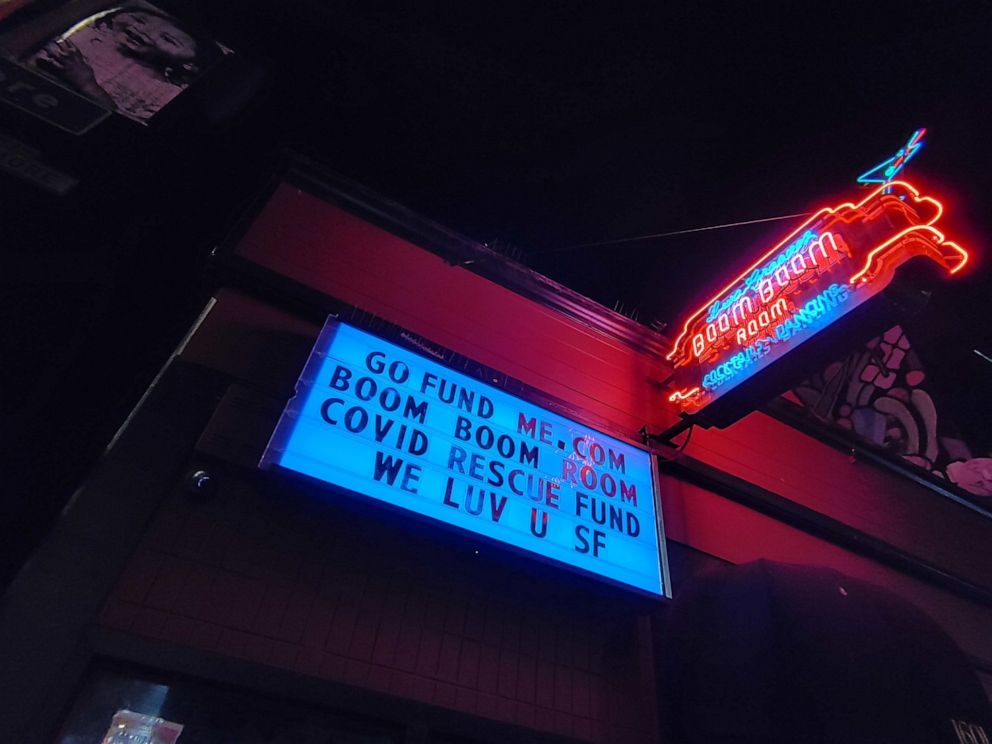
xmin=262 ymin=320 xmax=669 ymax=598
xmin=667 ymin=180 xmax=969 ymax=421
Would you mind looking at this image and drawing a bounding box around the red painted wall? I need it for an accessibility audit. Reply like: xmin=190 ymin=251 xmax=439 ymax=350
xmin=232 ymin=184 xmax=676 ymax=441
xmin=685 ymin=413 xmax=992 ymax=592
xmin=231 ymin=182 xmax=992 ymax=598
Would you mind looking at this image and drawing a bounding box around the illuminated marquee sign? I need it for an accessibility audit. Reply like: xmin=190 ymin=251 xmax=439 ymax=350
xmin=262 ymin=320 xmax=669 ymax=597
xmin=667 ymin=180 xmax=969 ymax=417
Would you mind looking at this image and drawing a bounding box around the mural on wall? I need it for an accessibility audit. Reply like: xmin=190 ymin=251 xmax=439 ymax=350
xmin=789 ymin=325 xmax=992 ymax=501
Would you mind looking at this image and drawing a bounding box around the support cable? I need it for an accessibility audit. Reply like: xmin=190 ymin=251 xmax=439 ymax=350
xmin=549 ymin=211 xmax=814 ymax=253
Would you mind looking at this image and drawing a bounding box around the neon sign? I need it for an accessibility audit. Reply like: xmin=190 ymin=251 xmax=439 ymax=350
xmin=667 ymin=180 xmax=969 ymax=415
xmin=857 ymin=128 xmax=926 ymax=187
xmin=262 ymin=320 xmax=669 ymax=597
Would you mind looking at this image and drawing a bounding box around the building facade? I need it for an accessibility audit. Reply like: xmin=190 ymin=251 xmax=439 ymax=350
xmin=2 ymin=161 xmax=990 ymax=744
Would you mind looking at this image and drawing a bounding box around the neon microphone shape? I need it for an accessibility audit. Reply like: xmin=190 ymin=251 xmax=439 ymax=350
xmin=666 ymin=180 xmax=969 ymax=412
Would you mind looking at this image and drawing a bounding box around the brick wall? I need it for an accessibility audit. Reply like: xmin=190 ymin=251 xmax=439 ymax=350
xmin=99 ymin=466 xmax=657 ymax=743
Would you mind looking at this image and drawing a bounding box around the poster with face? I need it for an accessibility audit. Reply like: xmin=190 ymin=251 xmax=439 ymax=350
xmin=1 ymin=0 xmax=230 ymax=123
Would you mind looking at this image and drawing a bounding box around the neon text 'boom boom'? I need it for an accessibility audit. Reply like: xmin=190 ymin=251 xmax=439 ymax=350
xmin=666 ymin=180 xmax=969 ymax=414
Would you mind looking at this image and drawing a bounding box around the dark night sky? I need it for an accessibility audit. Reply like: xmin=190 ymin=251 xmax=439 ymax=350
xmin=201 ymin=1 xmax=992 ymax=331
